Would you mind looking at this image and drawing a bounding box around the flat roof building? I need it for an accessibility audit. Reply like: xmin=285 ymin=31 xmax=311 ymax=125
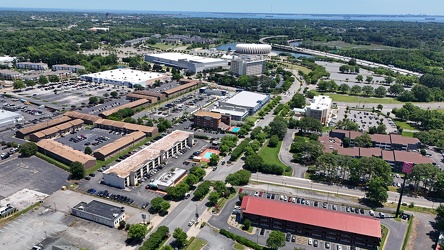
xmin=80 ymin=68 xmax=167 ymax=88
xmin=144 ymin=53 xmax=228 ymax=73
xmin=241 ymin=196 xmax=381 ymax=249
xmin=102 ymin=130 xmax=193 ymax=188
xmin=36 ymin=139 xmax=96 ymax=169
xmin=71 ymin=200 xmax=125 ymax=228
xmin=162 ymin=80 xmax=201 ymax=97
xmin=0 ymin=110 xmax=24 ymax=126
xmin=306 ymin=95 xmax=332 ymax=125
xmin=193 ymin=110 xmax=231 ymax=131
xmin=99 ymin=99 xmax=150 ymax=118
xmin=230 ymin=55 xmax=266 ymax=76
xmin=149 ymin=168 xmax=187 ymax=191
xmin=213 ymin=91 xmax=270 ymax=121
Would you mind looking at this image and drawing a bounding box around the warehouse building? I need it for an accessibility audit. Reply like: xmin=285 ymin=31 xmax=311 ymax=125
xmin=144 ymin=53 xmax=228 ymax=73
xmin=241 ymin=196 xmax=381 ymax=249
xmin=102 ymin=130 xmax=193 ymax=188
xmin=16 ymin=116 xmax=72 ymax=139
xmin=63 ymin=111 xmax=101 ymax=125
xmin=80 ymin=68 xmax=167 ymax=88
xmin=71 ymin=200 xmax=125 ymax=228
xmin=193 ymin=110 xmax=231 ymax=130
xmin=94 ymin=119 xmax=158 ymax=137
xmin=212 ymin=91 xmax=270 ymax=121
xmin=148 ymin=168 xmax=187 ymax=191
xmin=29 ymin=119 xmax=84 ymax=142
xmin=93 ymin=131 xmax=146 ymax=160
xmin=99 ymin=99 xmax=150 ymax=118
xmin=36 ymin=139 xmax=96 ymax=168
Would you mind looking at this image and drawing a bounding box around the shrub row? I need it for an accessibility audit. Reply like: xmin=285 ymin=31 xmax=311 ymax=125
xmin=230 ymin=138 xmax=251 ymax=161
xmin=219 ymin=229 xmax=263 ymax=250
xmin=140 ymin=225 xmax=169 ymax=250
xmin=193 ymin=180 xmax=211 ymax=200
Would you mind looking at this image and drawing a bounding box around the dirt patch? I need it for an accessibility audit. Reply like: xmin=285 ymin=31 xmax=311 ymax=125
xmin=405 ymin=217 xmax=418 ymax=250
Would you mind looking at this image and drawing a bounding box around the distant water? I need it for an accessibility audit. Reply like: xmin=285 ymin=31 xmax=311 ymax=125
xmin=1 ymin=8 xmax=443 ymax=23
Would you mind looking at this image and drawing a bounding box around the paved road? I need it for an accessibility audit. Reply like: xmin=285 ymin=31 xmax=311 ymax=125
xmin=253 ymin=173 xmax=440 ymax=208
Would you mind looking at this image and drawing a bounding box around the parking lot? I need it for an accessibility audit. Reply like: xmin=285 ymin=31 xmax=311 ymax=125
xmin=55 ymin=127 xmax=126 ymax=152
xmin=0 ymin=156 xmax=68 ymax=199
xmin=333 ymin=107 xmax=397 ymax=134
xmin=76 ymin=138 xmax=210 ymax=209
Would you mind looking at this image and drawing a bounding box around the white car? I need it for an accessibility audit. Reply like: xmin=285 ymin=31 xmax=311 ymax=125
xmin=188 ymin=220 xmax=195 ymax=226
xmin=254 ymin=191 xmax=259 ymax=197
xmin=308 ymin=238 xmax=313 ymax=245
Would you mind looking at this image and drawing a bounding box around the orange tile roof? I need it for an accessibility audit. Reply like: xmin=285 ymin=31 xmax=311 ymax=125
xmin=94 ymin=131 xmax=146 ymax=157
xmin=36 ymin=139 xmax=95 ymax=165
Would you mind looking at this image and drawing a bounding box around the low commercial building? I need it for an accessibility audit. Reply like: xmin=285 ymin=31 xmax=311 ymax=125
xmin=36 ymin=139 xmax=96 ymax=168
xmin=93 ymin=131 xmax=146 ymax=160
xmin=193 ymin=110 xmax=231 ymax=130
xmin=241 ymin=196 xmax=381 ymax=249
xmin=149 ymin=168 xmax=187 ymax=190
xmin=0 ymin=110 xmax=24 ymax=126
xmin=16 ymin=116 xmax=72 ymax=139
xmin=126 ymin=93 xmax=158 ymax=103
xmin=212 ymin=91 xmax=270 ymax=121
xmin=305 ymin=95 xmax=332 ymax=125
xmin=63 ymin=111 xmax=101 ymax=125
xmin=329 ymin=130 xmax=421 ymax=151
xmin=144 ymin=53 xmax=228 ymax=73
xmin=16 ymin=62 xmax=48 ymax=70
xmin=132 ymin=90 xmax=166 ymax=101
xmin=94 ymin=119 xmax=158 ymax=136
xmin=71 ymin=200 xmax=125 ymax=228
xmin=99 ymin=99 xmax=150 ymax=118
xmin=29 ymin=119 xmax=84 ymax=142
xmin=52 ymin=64 xmax=85 ymax=72
xmin=230 ymin=55 xmax=266 ymax=76
xmin=80 ymin=68 xmax=167 ymax=88
xmin=102 ymin=130 xmax=193 ymax=188
xmin=124 ymin=37 xmax=150 ymax=46
xmin=162 ymin=80 xmax=201 ymax=97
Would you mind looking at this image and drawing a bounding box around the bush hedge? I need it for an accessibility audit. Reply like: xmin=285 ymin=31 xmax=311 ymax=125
xmin=230 ymin=138 xmax=251 ymax=161
xmin=140 ymin=225 xmax=169 ymax=250
xmin=219 ymin=229 xmax=263 ymax=250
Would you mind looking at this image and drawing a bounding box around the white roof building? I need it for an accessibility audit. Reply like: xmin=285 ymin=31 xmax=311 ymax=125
xmin=149 ymin=168 xmax=187 ymax=191
xmin=213 ymin=91 xmax=270 ymax=121
xmin=305 ymin=95 xmax=332 ymax=125
xmin=80 ymin=68 xmax=167 ymax=87
xmin=144 ymin=53 xmax=228 ymax=73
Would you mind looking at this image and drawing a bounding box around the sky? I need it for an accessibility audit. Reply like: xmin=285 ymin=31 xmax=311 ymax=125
xmin=1 ymin=0 xmax=443 ymax=15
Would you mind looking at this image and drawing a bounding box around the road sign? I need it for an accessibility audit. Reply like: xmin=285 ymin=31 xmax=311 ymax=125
xmin=402 ymin=162 xmax=413 ymax=174
xmin=141 ymin=214 xmax=146 ymax=220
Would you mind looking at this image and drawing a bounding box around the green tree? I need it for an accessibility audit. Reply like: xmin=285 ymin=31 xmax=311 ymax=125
xmin=157 ymin=118 xmax=172 ymax=132
xmin=269 ymin=116 xmax=288 ymax=140
xmin=160 ymin=200 xmax=171 ymax=213
xmin=13 ymin=79 xmax=25 ymax=90
xmin=385 ymin=76 xmax=394 ymax=85
xmin=70 ymin=161 xmax=85 ymax=179
xmin=243 ymin=219 xmax=251 ymax=230
xmin=110 ymin=91 xmax=118 ymax=98
xmin=362 ymin=85 xmax=374 ymax=96
xmin=150 ymin=197 xmax=164 ymax=212
xmin=338 ymin=84 xmax=350 ymax=93
xmin=354 ymin=133 xmax=372 ymax=148
xmin=225 ymin=170 xmax=251 ymax=186
xmin=213 ymin=180 xmax=228 ymax=196
xmin=189 ymin=166 xmax=206 ymax=181
xmin=365 ymin=76 xmax=373 ymax=84
xmin=288 ymin=93 xmax=305 ymax=108
xmin=89 ymin=96 xmax=99 ymax=104
xmin=38 ymin=75 xmax=48 ymax=86
xmin=19 ymin=142 xmax=37 ymax=157
xmin=388 ymin=84 xmax=405 ymax=96
xmin=245 ymin=154 xmax=263 ymax=172
xmin=84 ymin=146 xmax=92 ymax=155
xmin=266 ymin=230 xmax=286 ymax=250
xmin=298 ymin=116 xmax=323 ymax=133
xmin=374 ymin=86 xmax=387 ymax=97
xmin=350 ymin=85 xmax=362 ymax=95
xmin=376 ymin=123 xmax=387 ymax=134
xmin=173 ymin=228 xmax=188 ymax=249
xmin=436 ymin=204 xmax=444 ymax=230
xmin=377 ymin=104 xmax=383 ymax=110
xmin=366 ymin=176 xmax=388 ymax=205
xmin=49 ymin=75 xmax=60 ymax=83
xmin=268 ymin=135 xmax=280 ymax=147
xmin=128 ymin=224 xmax=148 ymax=242
xmin=336 ymin=119 xmax=359 ymax=131
xmin=209 ymin=153 xmax=220 ymax=166
xmin=208 ymin=191 xmax=220 ymax=205
xmin=184 ymin=174 xmax=198 ymax=187
xmin=355 ymin=75 xmax=363 ymax=82
xmin=24 ymin=79 xmax=36 ymax=88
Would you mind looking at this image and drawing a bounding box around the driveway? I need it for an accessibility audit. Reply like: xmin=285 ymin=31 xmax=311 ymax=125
xmin=279 ymin=129 xmax=307 ymax=178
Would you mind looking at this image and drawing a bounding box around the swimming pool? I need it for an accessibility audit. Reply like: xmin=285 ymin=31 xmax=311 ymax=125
xmin=231 ymin=127 xmax=240 ymax=133
xmin=203 ymin=152 xmax=214 ymax=159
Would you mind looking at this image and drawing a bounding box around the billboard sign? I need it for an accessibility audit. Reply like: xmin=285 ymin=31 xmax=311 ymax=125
xmin=402 ymin=162 xmax=414 ymax=174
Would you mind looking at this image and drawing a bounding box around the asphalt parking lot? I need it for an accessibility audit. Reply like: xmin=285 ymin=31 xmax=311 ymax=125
xmin=55 ymin=127 xmax=125 ymax=152
xmin=0 ymin=156 xmax=68 ymax=199
xmin=333 ymin=107 xmax=397 ymax=133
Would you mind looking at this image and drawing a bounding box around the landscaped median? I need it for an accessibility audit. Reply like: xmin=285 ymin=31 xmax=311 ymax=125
xmin=258 ymin=140 xmax=293 ymax=176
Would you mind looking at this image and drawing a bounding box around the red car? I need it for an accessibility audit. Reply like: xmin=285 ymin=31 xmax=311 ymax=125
xmin=238 ymin=188 xmax=243 ymax=194
xmin=288 ymin=197 xmax=293 ymax=202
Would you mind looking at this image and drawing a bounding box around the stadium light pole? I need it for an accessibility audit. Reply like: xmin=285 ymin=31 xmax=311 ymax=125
xmin=396 ymin=162 xmax=413 ymax=218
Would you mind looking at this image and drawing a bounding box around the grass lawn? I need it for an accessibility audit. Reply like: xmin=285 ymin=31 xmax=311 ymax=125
xmin=326 ymin=93 xmax=403 ymax=104
xmin=186 ymin=238 xmax=207 ymax=250
xmin=394 ymin=119 xmax=416 ymax=130
xmin=282 ymin=63 xmax=311 ymax=74
xmin=149 ymin=43 xmax=174 ymax=50
xmin=234 ymin=243 xmax=246 ymax=250
xmin=246 ymin=116 xmax=258 ymax=123
xmin=380 ymin=225 xmax=389 ymax=250
xmin=258 ymin=141 xmax=292 ymax=176
xmin=402 ymin=131 xmax=415 ymax=137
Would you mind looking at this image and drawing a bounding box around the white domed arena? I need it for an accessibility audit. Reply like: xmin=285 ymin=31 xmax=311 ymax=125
xmin=235 ymin=44 xmax=272 ymax=55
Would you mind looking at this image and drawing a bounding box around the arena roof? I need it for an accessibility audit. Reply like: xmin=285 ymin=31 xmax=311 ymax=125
xmin=241 ymin=196 xmax=381 ymax=238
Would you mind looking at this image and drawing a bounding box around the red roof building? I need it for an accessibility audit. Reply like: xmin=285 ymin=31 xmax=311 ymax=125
xmin=241 ymin=196 xmax=381 ymax=248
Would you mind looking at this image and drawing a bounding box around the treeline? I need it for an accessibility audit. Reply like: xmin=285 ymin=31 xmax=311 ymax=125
xmin=297 ymin=58 xmax=330 ymax=84
xmin=392 ymin=103 xmax=444 ymax=131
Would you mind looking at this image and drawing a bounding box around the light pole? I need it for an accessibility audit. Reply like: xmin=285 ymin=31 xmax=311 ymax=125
xmin=195 ymin=204 xmax=198 ymax=219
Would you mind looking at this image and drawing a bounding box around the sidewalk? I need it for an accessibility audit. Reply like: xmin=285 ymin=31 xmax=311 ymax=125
xmin=186 ymin=206 xmax=214 ymax=238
